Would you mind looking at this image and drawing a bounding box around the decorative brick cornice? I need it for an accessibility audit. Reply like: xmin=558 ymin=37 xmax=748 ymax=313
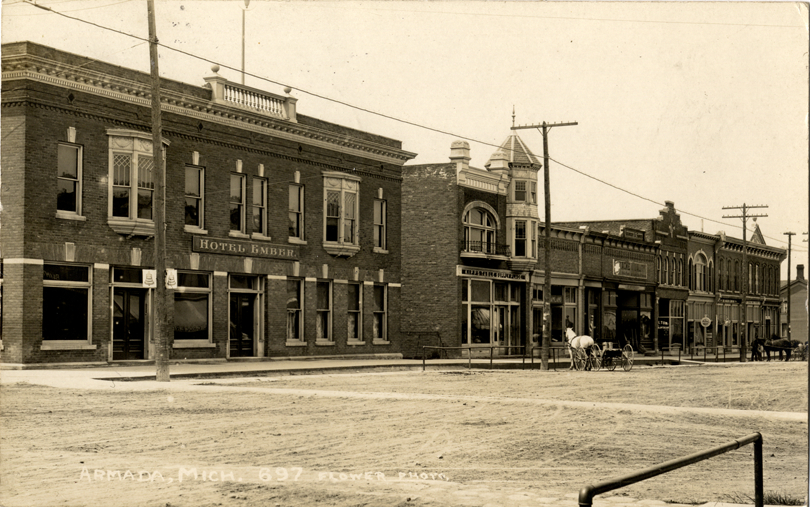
xmin=4 ymin=99 xmax=401 ymax=182
xmin=2 ymin=53 xmax=416 ymax=166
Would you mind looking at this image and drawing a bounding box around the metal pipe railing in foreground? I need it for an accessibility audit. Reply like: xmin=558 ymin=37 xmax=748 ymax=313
xmin=529 ymin=345 xmax=568 ymax=370
xmin=578 ymin=432 xmax=763 ymax=507
xmin=422 ymin=346 xmax=525 ymax=371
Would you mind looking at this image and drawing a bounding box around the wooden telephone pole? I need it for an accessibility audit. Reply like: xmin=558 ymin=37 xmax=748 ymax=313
xmin=512 ymin=121 xmax=577 ymax=370
xmin=783 ymin=231 xmax=795 ymax=342
xmin=722 ymin=204 xmax=768 ymax=362
xmin=147 ymin=0 xmax=170 ymax=381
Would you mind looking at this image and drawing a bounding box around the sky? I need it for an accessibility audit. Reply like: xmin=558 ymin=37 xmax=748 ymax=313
xmin=3 ymin=0 xmax=808 ymax=278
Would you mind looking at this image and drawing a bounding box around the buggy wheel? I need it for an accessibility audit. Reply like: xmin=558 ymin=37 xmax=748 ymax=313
xmin=573 ymin=349 xmax=586 ymax=371
xmin=605 ymin=355 xmax=617 ymax=371
xmin=622 ymin=344 xmax=634 ymax=371
xmin=590 ymin=344 xmax=602 ymax=371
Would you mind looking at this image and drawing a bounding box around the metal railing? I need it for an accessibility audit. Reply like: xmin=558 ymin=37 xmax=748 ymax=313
xmin=578 ymin=432 xmax=763 ymax=507
xmin=459 ymin=240 xmax=511 ymax=256
xmin=421 ymin=346 xmax=525 ymax=371
xmin=527 ymin=345 xmax=569 ymax=370
xmin=679 ymin=345 xmax=744 ymax=363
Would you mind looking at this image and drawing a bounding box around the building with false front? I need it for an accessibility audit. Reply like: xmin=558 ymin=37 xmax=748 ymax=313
xmin=781 ymin=264 xmax=808 ymax=342
xmin=0 ymin=42 xmax=416 ymax=366
xmin=401 ymin=135 xmax=661 ymax=357
xmin=559 ymin=207 xmax=786 ymax=353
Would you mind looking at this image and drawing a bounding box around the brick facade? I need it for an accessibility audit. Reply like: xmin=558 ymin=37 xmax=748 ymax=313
xmin=1 ymin=42 xmax=414 ymax=365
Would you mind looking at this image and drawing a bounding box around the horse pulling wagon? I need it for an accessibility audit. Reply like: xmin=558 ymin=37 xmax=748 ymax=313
xmin=565 ymin=328 xmax=634 ymax=371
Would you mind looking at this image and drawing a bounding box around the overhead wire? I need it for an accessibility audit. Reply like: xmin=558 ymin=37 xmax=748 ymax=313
xmin=16 ymin=0 xmax=807 ymax=252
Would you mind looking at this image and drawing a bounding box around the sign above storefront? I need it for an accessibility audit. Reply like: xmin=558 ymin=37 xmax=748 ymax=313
xmin=456 ymin=266 xmax=529 ymax=281
xmin=192 ymin=236 xmax=299 ymax=260
xmin=622 ymin=227 xmax=645 ymax=241
xmin=613 ymin=259 xmax=647 ymax=280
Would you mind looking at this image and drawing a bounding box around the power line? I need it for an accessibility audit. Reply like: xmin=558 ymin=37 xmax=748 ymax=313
xmin=17 ymin=0 xmax=806 ymax=252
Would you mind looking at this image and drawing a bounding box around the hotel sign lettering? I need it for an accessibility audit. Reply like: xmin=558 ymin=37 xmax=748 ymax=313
xmin=193 ymin=236 xmax=299 ymax=260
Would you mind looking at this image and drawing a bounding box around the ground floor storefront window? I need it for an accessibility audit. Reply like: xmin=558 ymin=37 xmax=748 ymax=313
xmin=462 ymin=278 xmax=523 ymax=352
xmin=657 ymin=299 xmax=685 ymax=351
xmin=42 ymin=264 xmax=91 ymax=344
xmin=604 ymin=290 xmax=653 ymax=352
xmin=173 ymin=271 xmax=211 ymax=344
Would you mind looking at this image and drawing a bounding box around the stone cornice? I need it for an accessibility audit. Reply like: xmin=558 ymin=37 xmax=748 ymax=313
xmin=2 ymin=54 xmax=417 ymax=166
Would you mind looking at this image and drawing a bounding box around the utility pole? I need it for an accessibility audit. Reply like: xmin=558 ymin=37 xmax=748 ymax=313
xmin=783 ymin=232 xmax=795 ymax=342
xmin=147 ymin=0 xmax=169 ymax=382
xmin=722 ymin=204 xmax=768 ymax=362
xmin=241 ymin=0 xmax=251 ymax=85
xmin=513 ymin=120 xmax=578 ymax=370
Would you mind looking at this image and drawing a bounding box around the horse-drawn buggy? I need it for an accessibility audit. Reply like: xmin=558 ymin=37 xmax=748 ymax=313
xmin=565 ymin=328 xmax=634 ymax=371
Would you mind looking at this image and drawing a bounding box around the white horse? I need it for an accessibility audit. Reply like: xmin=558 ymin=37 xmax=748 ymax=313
xmin=566 ymin=327 xmax=595 ymax=370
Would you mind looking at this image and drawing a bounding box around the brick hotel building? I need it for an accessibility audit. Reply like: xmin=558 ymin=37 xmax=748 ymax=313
xmin=0 ymin=42 xmax=415 ymax=366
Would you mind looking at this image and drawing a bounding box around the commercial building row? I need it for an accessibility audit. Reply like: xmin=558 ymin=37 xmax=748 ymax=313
xmin=0 ymin=42 xmax=787 ymax=366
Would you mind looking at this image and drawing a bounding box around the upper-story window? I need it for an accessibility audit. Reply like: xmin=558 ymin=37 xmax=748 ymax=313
xmin=229 ymin=173 xmax=246 ymax=235
xmin=184 ymin=165 xmax=205 ymax=231
xmin=514 ymin=221 xmax=527 ymax=257
xmin=107 ymin=130 xmax=168 ymax=236
xmin=322 ymin=172 xmax=361 ymax=256
xmin=374 ymin=199 xmax=387 ymax=252
xmin=289 ymin=184 xmax=305 ymax=242
xmin=530 ymin=182 xmax=537 ymax=204
xmin=514 ymin=181 xmax=527 ymax=202
xmin=252 ymin=177 xmax=268 ymax=238
xmin=57 ymin=141 xmax=83 ymax=218
xmin=464 ymin=208 xmax=496 ymax=254
xmin=691 ymin=253 xmax=709 ymax=291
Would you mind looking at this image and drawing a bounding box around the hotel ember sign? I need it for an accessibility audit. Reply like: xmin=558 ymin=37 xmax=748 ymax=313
xmin=193 ymin=236 xmax=299 ymax=260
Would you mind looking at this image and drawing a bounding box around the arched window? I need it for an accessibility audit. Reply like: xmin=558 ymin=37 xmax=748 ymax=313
xmin=657 ymin=257 xmax=661 ymax=283
xmin=463 ymin=208 xmax=497 ymax=254
xmin=678 ymin=258 xmax=683 ymax=286
xmin=663 ymin=257 xmax=669 ymax=285
xmin=689 ymin=258 xmax=694 ymax=290
xmin=719 ymin=258 xmax=725 ymax=291
xmin=670 ymin=257 xmax=676 ymax=286
xmin=695 ymin=253 xmax=708 ymax=292
xmin=734 ymin=260 xmax=740 ymax=292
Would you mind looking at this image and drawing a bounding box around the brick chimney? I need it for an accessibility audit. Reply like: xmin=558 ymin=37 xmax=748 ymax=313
xmin=797 ymin=264 xmax=805 ymax=282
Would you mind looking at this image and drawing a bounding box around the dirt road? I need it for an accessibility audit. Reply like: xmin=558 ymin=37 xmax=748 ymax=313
xmin=1 ymin=363 xmax=806 ymax=506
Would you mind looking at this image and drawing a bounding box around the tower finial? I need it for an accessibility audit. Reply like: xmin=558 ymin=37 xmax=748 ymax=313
xmin=512 ymin=105 xmax=515 ymax=127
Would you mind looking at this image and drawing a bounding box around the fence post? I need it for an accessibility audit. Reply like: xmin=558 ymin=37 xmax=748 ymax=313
xmin=422 ymin=346 xmax=426 ymax=372
xmin=490 ymin=347 xmax=494 ymax=369
xmin=468 ymin=347 xmax=471 ymax=370
xmin=754 ymin=433 xmax=764 ymax=507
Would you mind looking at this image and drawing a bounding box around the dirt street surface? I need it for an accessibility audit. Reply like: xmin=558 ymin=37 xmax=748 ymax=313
xmin=1 ymin=362 xmax=807 ymax=507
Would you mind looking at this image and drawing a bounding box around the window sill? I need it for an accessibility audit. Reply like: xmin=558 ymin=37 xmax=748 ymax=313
xmin=56 ymin=211 xmax=86 ymax=221
xmin=108 ymin=217 xmax=155 ymax=237
xmin=173 ymin=341 xmax=216 ymax=348
xmin=322 ymin=243 xmax=360 ymax=258
xmin=41 ymin=342 xmax=97 ymax=350
xmin=372 ymin=340 xmax=391 ymax=345
xmin=184 ymin=225 xmax=208 ymax=235
xmin=373 ymin=247 xmax=389 ymax=255
xmin=286 ymin=340 xmax=307 ymax=347
xmin=315 ymin=340 xmax=335 ymax=346
xmin=229 ymin=230 xmax=250 ymax=239
xmin=251 ymin=233 xmax=273 ymax=242
xmin=288 ymin=237 xmax=307 ymax=245
xmin=347 ymin=339 xmax=365 ymax=346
